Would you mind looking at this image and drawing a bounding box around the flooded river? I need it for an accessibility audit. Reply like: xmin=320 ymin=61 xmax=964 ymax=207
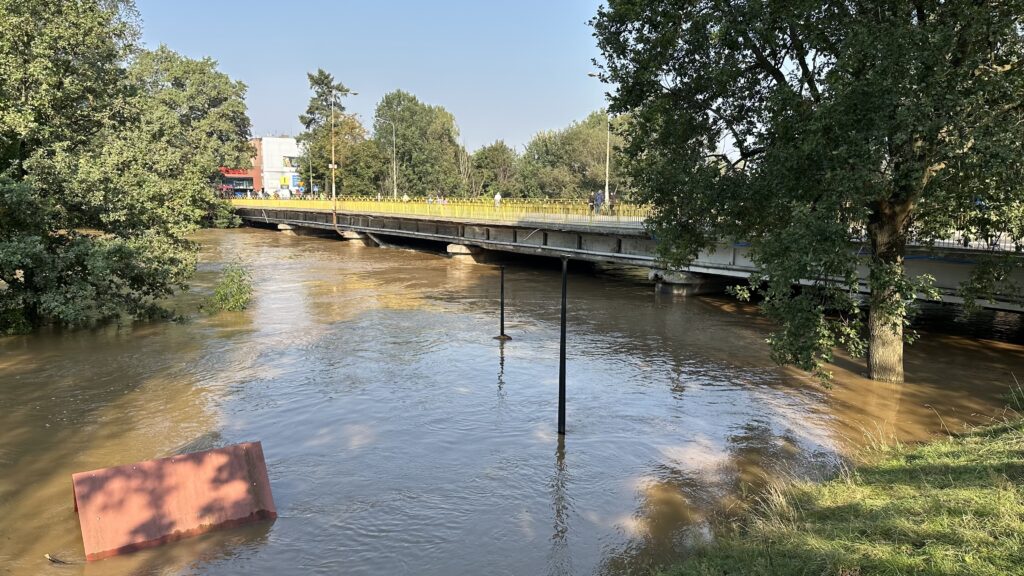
xmin=2 ymin=227 xmax=1022 ymax=575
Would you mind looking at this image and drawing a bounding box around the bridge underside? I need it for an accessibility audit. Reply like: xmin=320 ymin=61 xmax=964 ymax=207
xmin=235 ymin=207 xmax=1023 ymax=312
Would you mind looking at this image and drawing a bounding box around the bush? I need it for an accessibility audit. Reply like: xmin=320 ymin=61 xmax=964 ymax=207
xmin=206 ymin=262 xmax=252 ymax=313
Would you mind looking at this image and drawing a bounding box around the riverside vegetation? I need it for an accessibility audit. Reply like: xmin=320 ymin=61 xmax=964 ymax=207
xmin=0 ymin=0 xmax=251 ymax=334
xmin=667 ymin=409 xmax=1024 ymax=576
xmin=205 ymin=262 xmax=253 ymax=314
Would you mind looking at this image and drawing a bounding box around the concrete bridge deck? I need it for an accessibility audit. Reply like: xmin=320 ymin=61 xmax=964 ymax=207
xmin=230 ymin=199 xmax=1023 ymax=312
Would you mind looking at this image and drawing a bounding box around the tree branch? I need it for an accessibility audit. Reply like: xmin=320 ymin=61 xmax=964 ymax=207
xmin=788 ymin=24 xmax=822 ymax=102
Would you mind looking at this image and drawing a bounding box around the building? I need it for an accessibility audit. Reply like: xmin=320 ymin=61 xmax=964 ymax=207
xmin=259 ymin=137 xmax=301 ymax=197
xmin=220 ymin=137 xmax=302 ymax=198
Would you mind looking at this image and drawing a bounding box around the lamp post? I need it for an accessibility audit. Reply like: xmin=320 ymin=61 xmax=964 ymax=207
xmin=330 ymin=92 xmax=337 ymax=219
xmin=330 ymin=88 xmax=358 ymax=218
xmin=381 ymin=117 xmax=398 ymax=199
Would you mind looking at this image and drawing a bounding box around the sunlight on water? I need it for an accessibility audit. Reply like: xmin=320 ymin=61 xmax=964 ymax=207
xmin=1 ymin=227 xmax=1021 ymax=575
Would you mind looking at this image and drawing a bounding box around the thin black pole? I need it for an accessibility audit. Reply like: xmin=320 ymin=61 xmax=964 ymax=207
xmin=495 ymin=266 xmax=511 ymax=341
xmin=558 ymin=257 xmax=567 ymax=435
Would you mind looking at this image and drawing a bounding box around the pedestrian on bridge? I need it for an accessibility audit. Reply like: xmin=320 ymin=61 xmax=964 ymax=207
xmin=494 ymin=191 xmax=502 ymax=208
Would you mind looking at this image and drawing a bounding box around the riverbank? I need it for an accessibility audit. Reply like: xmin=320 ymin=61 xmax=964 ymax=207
xmin=667 ymin=415 xmax=1024 ymax=576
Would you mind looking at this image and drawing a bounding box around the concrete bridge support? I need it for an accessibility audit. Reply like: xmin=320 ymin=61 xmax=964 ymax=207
xmin=276 ymin=223 xmax=336 ymax=238
xmin=650 ymin=270 xmax=732 ymax=296
xmin=337 ymin=230 xmax=377 ymax=246
xmin=447 ymin=243 xmax=491 ymax=263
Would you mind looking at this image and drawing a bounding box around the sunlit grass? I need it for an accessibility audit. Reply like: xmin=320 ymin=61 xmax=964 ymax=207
xmin=665 ymin=419 xmax=1024 ymax=576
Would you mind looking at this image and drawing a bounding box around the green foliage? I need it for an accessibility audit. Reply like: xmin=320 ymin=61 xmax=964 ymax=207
xmin=0 ymin=1 xmax=251 ymax=333
xmin=0 ymin=0 xmax=138 ymax=174
xmin=373 ymin=90 xmax=465 ymax=197
xmin=663 ymin=419 xmax=1024 ymax=576
xmin=295 ymin=74 xmax=631 ymax=201
xmin=295 ymin=69 xmax=370 ymax=196
xmin=593 ymin=1 xmax=1024 ymax=382
xmin=472 ymin=140 xmax=518 ymax=197
xmin=206 ymin=262 xmax=253 ymax=313
xmin=516 ymin=111 xmax=628 ymax=200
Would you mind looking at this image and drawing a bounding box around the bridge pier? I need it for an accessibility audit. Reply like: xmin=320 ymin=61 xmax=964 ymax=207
xmin=447 ymin=243 xmax=491 ymax=263
xmin=650 ymin=270 xmax=731 ymax=296
xmin=337 ymin=230 xmax=376 ymax=246
xmin=276 ymin=223 xmax=335 ymax=238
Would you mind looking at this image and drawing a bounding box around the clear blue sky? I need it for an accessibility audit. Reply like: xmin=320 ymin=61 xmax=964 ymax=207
xmin=135 ymin=0 xmax=609 ymax=151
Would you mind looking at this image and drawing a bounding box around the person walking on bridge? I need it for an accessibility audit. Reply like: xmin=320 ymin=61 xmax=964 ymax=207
xmin=494 ymin=191 xmax=502 ymax=208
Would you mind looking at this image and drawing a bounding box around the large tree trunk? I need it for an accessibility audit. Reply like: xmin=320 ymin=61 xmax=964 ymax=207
xmin=866 ymin=203 xmax=909 ymax=384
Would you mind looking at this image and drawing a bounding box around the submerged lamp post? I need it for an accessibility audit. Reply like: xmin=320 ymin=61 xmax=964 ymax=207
xmin=558 ymin=257 xmax=568 ymax=435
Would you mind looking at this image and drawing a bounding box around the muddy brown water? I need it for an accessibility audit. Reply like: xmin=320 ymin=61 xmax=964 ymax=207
xmin=2 ymin=227 xmax=1021 ymax=575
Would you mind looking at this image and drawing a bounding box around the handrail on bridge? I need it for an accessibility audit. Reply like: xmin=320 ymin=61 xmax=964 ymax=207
xmin=229 ymin=197 xmax=653 ymax=228
xmin=228 ymin=197 xmax=1017 ymax=253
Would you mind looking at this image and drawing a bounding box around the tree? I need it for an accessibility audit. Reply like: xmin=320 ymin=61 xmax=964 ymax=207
xmin=472 ymin=140 xmax=518 ymax=198
xmin=296 ymin=69 xmax=363 ymax=195
xmin=342 ymin=139 xmax=389 ymax=197
xmin=593 ymin=1 xmax=1024 ymax=382
xmin=516 ymin=111 xmax=628 ymax=200
xmin=372 ymin=90 xmax=463 ymax=197
xmin=0 ymin=1 xmax=252 ymax=333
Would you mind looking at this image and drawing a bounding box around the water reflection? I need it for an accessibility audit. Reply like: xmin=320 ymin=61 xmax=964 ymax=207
xmin=549 ymin=435 xmax=573 ymax=576
xmin=497 ymin=339 xmax=507 ymax=396
xmin=1 ymin=227 xmax=1021 ymax=576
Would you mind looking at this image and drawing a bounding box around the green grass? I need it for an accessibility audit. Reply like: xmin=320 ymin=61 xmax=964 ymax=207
xmin=666 ymin=419 xmax=1024 ymax=576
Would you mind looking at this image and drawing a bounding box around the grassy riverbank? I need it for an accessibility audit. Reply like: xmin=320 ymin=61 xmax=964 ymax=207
xmin=668 ymin=417 xmax=1024 ymax=576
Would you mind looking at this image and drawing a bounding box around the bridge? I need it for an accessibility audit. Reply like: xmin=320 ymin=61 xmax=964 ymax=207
xmin=230 ymin=198 xmax=1023 ymax=312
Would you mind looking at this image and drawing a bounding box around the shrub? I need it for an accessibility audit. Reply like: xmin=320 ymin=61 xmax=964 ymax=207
xmin=206 ymin=262 xmax=252 ymax=313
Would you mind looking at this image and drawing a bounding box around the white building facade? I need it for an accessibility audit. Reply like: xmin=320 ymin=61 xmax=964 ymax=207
xmin=258 ymin=137 xmax=301 ymax=198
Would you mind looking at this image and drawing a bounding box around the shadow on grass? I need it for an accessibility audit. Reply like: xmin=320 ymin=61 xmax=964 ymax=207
xmin=662 ymin=420 xmax=1024 ymax=576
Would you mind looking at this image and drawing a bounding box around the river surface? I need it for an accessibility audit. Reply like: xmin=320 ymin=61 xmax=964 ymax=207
xmin=2 ymin=227 xmax=1022 ymax=575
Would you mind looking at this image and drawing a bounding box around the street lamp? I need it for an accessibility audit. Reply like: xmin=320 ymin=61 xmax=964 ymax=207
xmin=330 ymin=89 xmax=358 ymax=220
xmin=588 ymin=73 xmax=611 ymax=212
xmin=331 ymin=91 xmax=337 ymax=220
xmin=381 ymin=117 xmax=398 ymax=200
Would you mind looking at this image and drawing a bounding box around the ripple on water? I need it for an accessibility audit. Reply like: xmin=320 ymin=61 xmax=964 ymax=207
xmin=0 ymin=227 xmax=1020 ymax=576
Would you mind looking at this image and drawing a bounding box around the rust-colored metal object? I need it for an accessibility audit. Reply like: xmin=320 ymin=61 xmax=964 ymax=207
xmin=72 ymin=441 xmax=276 ymax=561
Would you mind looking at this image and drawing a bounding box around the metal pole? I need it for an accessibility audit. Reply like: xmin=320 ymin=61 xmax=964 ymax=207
xmin=604 ymin=113 xmax=610 ymax=212
xmin=331 ymin=92 xmax=337 ymax=223
xmin=495 ymin=266 xmax=510 ymax=341
xmin=391 ymin=120 xmax=398 ymax=200
xmin=558 ymin=257 xmax=567 ymax=435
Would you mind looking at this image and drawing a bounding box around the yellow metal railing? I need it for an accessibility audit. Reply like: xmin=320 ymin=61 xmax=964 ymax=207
xmin=229 ymin=197 xmax=651 ymax=227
